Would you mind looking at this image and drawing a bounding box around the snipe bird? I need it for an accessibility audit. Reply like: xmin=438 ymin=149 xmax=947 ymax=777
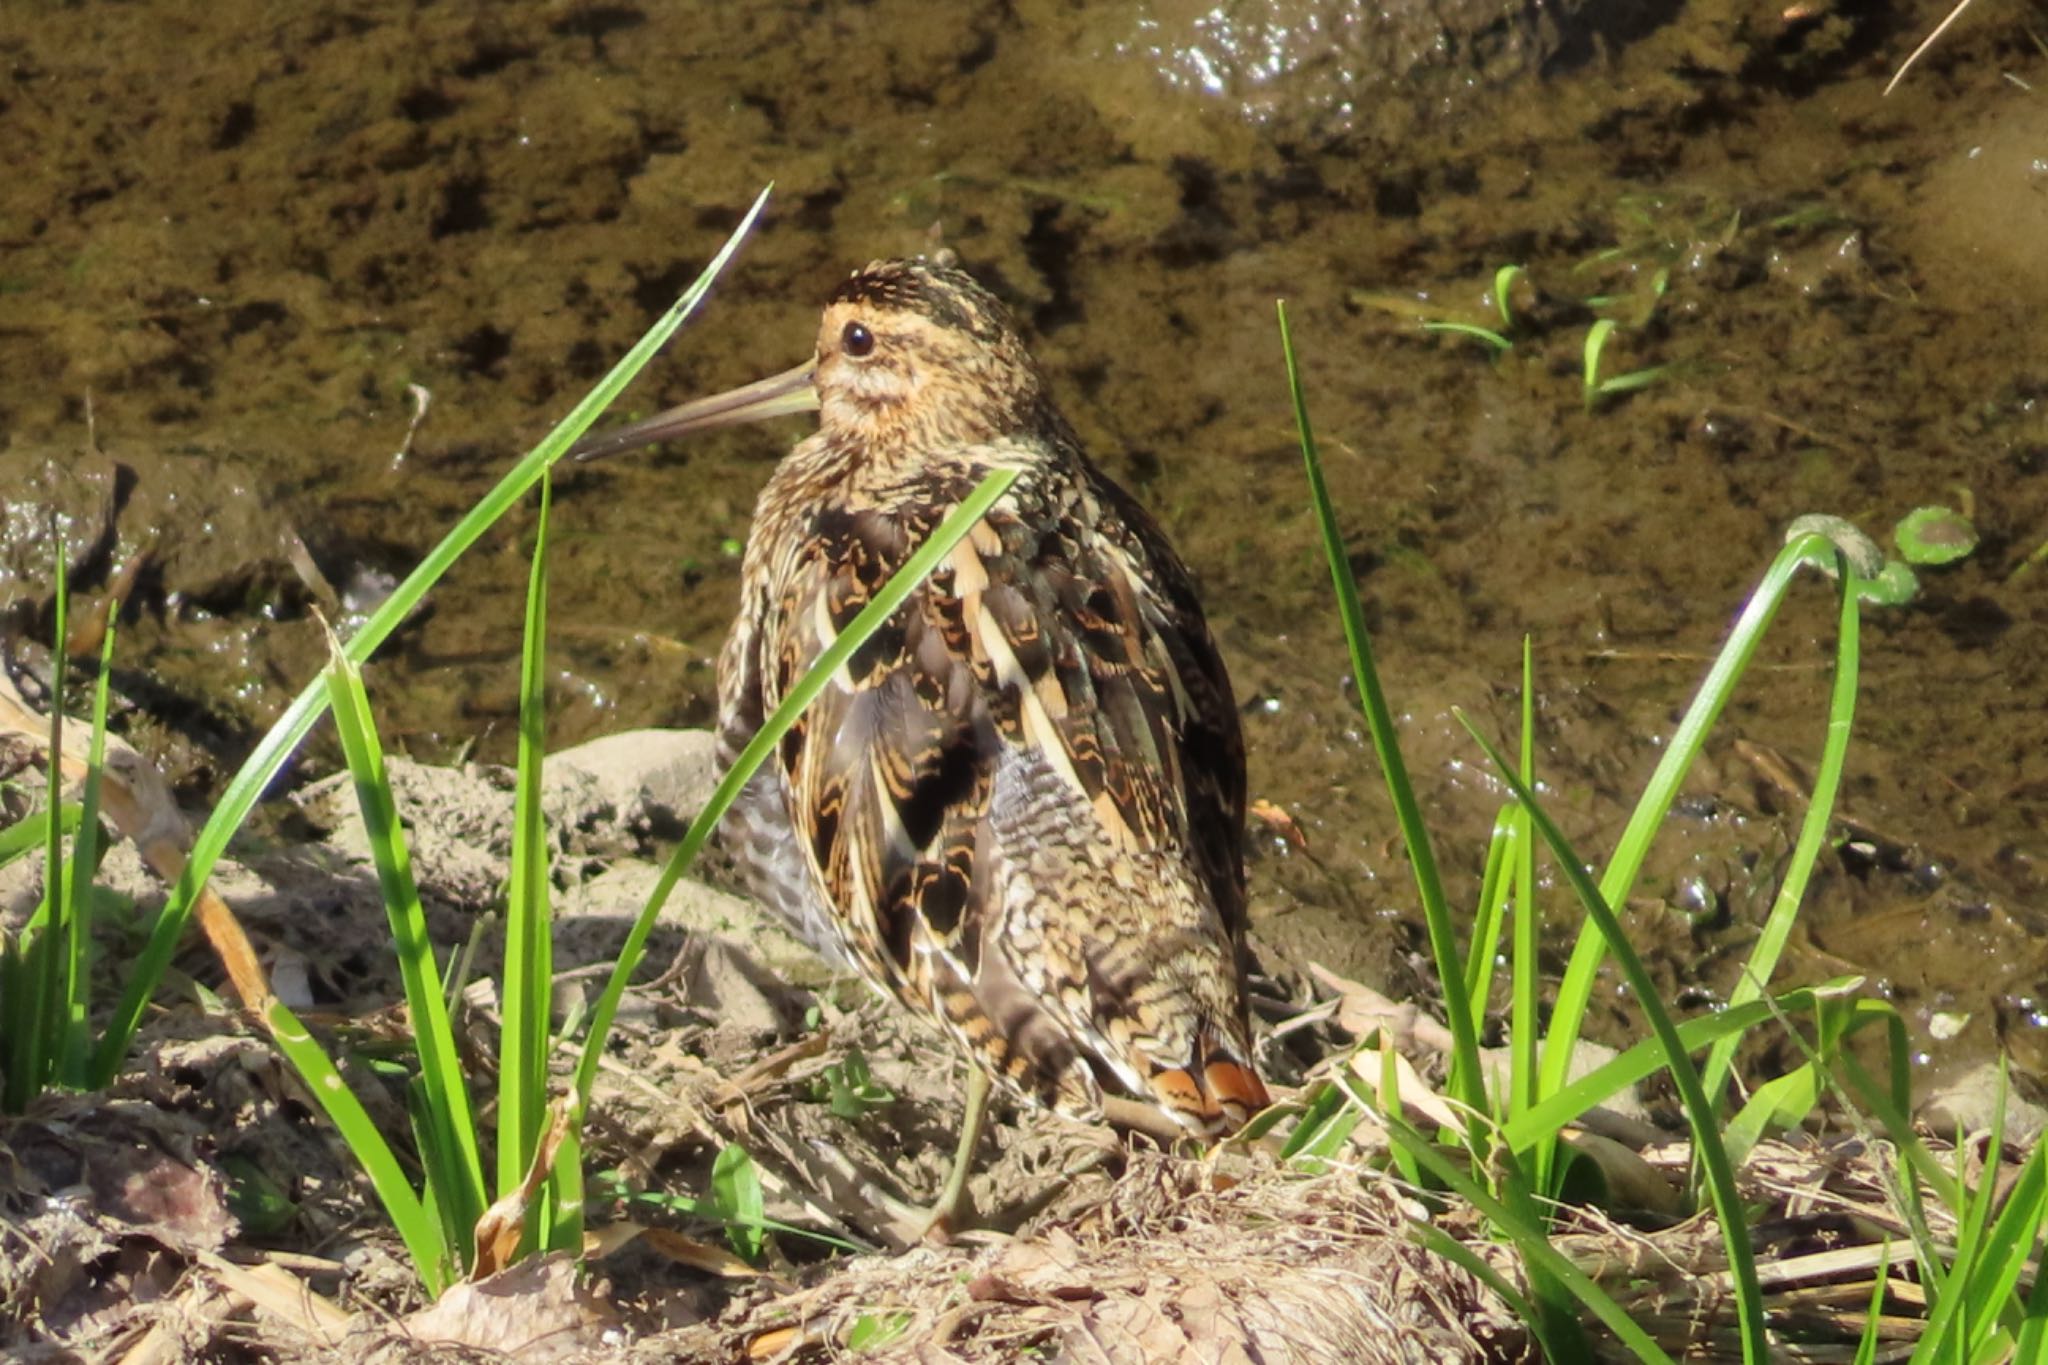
xmin=575 ymin=257 xmax=1269 ymax=1235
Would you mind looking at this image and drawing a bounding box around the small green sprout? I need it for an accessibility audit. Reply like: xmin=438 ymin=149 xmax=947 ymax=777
xmin=847 ymin=1311 xmax=914 ymax=1352
xmin=1860 ymin=560 xmax=1920 ymax=607
xmin=1581 ymin=319 xmax=1670 ymax=410
xmin=1893 ymin=505 xmax=1978 ymax=566
xmin=1422 ymin=320 xmax=1513 ymax=353
xmin=1420 ymin=262 xmax=1526 ymax=356
xmin=709 ymin=1142 xmax=766 ymax=1261
xmin=1492 ymin=264 xmax=1528 ymax=328
xmin=812 ymin=1045 xmax=895 ymax=1120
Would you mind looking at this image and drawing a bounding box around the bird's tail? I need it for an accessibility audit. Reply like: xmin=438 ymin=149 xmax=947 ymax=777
xmin=1147 ymin=1028 xmax=1270 ymax=1136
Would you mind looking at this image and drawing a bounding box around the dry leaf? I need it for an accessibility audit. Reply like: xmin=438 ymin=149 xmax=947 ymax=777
xmin=471 ymin=1094 xmax=578 ymax=1279
xmin=1308 ymin=962 xmax=1456 ymax=1055
xmin=0 ymin=670 xmax=276 ymax=1013
xmin=1249 ymin=798 xmax=1310 ymax=852
xmin=198 ymin=1252 xmax=350 ymax=1345
xmin=402 ymin=1253 xmax=617 ymax=1358
xmin=1348 ymin=1036 xmax=1467 ymax=1140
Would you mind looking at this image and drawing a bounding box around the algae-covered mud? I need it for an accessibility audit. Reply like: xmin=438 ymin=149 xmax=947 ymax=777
xmin=4 ymin=0 xmax=2047 ymax=1090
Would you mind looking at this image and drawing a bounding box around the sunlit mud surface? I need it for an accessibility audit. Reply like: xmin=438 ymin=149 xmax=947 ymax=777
xmin=5 ymin=0 xmax=2047 ymax=1089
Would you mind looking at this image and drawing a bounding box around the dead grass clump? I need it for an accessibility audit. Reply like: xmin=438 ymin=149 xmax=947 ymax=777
xmin=699 ymin=1152 xmax=1521 ymax=1364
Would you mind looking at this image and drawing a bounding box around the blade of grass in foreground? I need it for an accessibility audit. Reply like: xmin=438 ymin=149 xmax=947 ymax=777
xmin=2017 ymin=1210 xmax=2048 ymax=1362
xmin=1699 ymin=552 xmax=1861 ymax=1105
xmin=323 ymin=634 xmax=488 ymax=1272
xmin=93 ymin=185 xmax=776 ymax=1087
xmin=571 ymin=464 xmax=1021 ymax=1109
xmin=500 ymin=476 xmax=555 ymax=1225
xmin=1540 ymin=523 xmax=1884 ymax=1116
xmin=0 ymin=805 xmax=79 ymax=868
xmin=58 ymin=622 xmax=118 ymax=1087
xmin=263 ymin=994 xmax=452 ymax=1294
xmin=1459 ymin=717 xmax=1767 ymax=1365
xmin=1957 ymin=1119 xmax=2048 ymax=1353
xmin=1509 ymin=638 xmax=1539 ymax=1126
xmin=1274 ymin=300 xmax=1487 ymax=1125
xmin=1276 ymin=303 xmax=1574 ymax=1345
xmin=1461 ymin=809 xmax=1515 ymax=1034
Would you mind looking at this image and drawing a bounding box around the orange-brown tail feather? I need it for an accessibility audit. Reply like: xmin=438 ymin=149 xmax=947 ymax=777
xmin=1146 ymin=1037 xmax=1270 ymax=1136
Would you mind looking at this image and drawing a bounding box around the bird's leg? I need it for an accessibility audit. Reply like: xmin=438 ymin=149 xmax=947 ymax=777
xmin=923 ymin=1064 xmax=992 ymax=1243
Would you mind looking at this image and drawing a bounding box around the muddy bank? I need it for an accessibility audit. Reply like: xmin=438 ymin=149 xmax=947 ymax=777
xmin=7 ymin=729 xmax=2037 ymax=1358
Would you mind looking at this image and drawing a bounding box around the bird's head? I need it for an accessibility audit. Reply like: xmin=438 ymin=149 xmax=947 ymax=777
xmin=570 ymin=257 xmax=1053 ymax=464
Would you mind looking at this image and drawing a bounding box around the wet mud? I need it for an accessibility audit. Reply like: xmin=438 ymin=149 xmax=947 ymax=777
xmin=4 ymin=0 xmax=2047 ymax=1099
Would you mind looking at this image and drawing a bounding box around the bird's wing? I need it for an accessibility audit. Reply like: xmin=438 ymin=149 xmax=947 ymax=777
xmin=756 ymin=459 xmax=1253 ymax=1118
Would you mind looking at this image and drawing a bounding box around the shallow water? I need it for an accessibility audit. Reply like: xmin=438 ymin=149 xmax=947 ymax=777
xmin=4 ymin=0 xmax=2046 ymax=1087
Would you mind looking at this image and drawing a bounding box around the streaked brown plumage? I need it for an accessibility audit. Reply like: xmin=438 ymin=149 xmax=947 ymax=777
xmin=578 ymin=258 xmax=1267 ymax=1217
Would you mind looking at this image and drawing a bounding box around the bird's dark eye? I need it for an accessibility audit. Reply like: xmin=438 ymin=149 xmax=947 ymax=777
xmin=841 ymin=321 xmax=874 ymax=357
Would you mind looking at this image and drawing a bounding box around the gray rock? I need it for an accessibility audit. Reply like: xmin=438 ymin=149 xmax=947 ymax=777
xmin=549 ymin=728 xmax=719 ymax=837
xmin=1918 ymin=1062 xmax=2048 ymax=1149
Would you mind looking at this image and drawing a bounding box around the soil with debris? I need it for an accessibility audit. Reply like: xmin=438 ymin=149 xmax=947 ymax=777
xmin=5 ymin=726 xmax=2037 ymax=1359
xmin=0 ymin=727 xmax=1511 ymax=1360
xmin=4 ymin=0 xmax=2048 ymax=1357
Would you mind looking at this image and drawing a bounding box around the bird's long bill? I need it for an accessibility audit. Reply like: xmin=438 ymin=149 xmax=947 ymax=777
xmin=569 ymin=358 xmax=819 ymax=462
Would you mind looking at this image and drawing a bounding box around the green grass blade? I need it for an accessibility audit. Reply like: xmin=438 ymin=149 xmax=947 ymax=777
xmin=1501 ymin=982 xmax=1874 ymax=1150
xmin=1510 ymin=639 xmax=1541 ymax=1165
xmin=1383 ymin=1111 xmax=1646 ymax=1362
xmin=0 ymin=804 xmax=79 ymax=868
xmin=1458 ymin=715 xmax=1768 ymax=1363
xmin=92 ymin=185 xmax=775 ymax=1087
xmin=1463 ymin=809 xmax=1515 ymax=1029
xmin=322 ymin=638 xmax=488 ymax=1265
xmin=1541 ymin=529 xmax=1863 ymax=1109
xmin=1411 ymin=1227 xmax=1558 ymax=1357
xmin=1460 ymin=643 xmax=1537 ymax=1042
xmin=500 ymin=477 xmax=554 ymax=1218
xmin=710 ymin=1143 xmax=766 ymax=1262
xmin=1376 ymin=1044 xmax=1421 ymax=1185
xmin=263 ymin=996 xmax=451 ymax=1296
xmin=1724 ymin=1061 xmax=1823 ymax=1169
xmin=1421 ymin=321 xmax=1513 ymax=353
xmin=1703 ymin=554 xmax=1862 ymax=1104
xmin=1581 ymin=319 xmax=1616 ymax=409
xmin=1278 ymin=1082 xmax=1351 ymax=1161
xmin=1595 ymin=365 xmax=1672 ymax=397
xmin=1853 ymin=1238 xmax=1892 ymax=1365
xmin=571 ymin=465 xmax=1019 ymax=1109
xmin=1493 ymin=264 xmax=1525 ymax=329
xmin=598 ymin=1175 xmax=866 ymax=1254
xmin=10 ymin=549 xmax=69 ymax=1111
xmin=58 ymin=622 xmax=118 ymax=1086
xmin=1910 ymin=1067 xmax=2010 ymax=1365
xmin=549 ymin=1122 xmax=585 ymax=1260
xmin=1837 ymin=1048 xmax=1962 ymax=1212
xmin=1276 ymin=300 xmax=1488 ymax=1124
xmin=2015 ymin=1215 xmax=2048 ymax=1362
xmin=1958 ymin=1132 xmax=2048 ymax=1355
